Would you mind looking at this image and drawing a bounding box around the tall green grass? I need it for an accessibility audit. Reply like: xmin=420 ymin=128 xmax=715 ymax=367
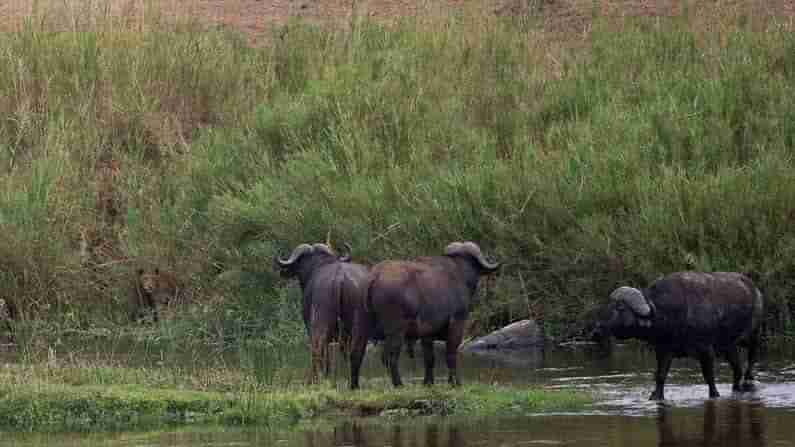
xmin=1 ymin=1 xmax=794 ymax=355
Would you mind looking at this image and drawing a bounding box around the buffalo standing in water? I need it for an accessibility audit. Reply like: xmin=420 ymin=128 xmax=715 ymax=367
xmin=277 ymin=243 xmax=369 ymax=384
xmin=592 ymin=271 xmax=764 ymax=400
xmin=351 ymin=241 xmax=499 ymax=389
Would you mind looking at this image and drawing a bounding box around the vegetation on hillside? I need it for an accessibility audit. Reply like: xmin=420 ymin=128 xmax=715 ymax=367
xmin=0 ymin=1 xmax=794 ymax=357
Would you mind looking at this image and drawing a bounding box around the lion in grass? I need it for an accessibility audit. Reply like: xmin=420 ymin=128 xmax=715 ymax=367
xmin=129 ymin=268 xmax=181 ymax=323
xmin=0 ymin=298 xmax=18 ymax=343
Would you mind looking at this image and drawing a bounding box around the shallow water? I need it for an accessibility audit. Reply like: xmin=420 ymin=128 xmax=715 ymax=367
xmin=2 ymin=342 xmax=794 ymax=447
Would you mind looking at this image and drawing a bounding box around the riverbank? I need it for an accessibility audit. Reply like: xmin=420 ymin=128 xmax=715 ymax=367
xmin=4 ymin=359 xmax=795 ymax=447
xmin=0 ymin=365 xmax=590 ymax=432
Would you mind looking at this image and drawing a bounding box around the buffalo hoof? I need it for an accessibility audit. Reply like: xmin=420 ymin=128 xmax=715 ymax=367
xmin=648 ymin=392 xmax=664 ymax=401
xmin=741 ymin=382 xmax=758 ymax=392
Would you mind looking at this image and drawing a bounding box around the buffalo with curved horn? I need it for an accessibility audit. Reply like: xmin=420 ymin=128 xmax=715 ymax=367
xmin=276 ymin=242 xmax=369 ymax=384
xmin=592 ymin=271 xmax=764 ymax=400
xmin=351 ymin=241 xmax=500 ymax=389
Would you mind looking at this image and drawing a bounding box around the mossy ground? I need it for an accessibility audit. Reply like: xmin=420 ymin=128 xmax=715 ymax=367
xmin=0 ymin=363 xmax=590 ymax=432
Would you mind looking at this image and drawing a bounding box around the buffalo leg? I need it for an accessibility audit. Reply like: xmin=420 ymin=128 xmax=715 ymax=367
xmin=384 ymin=333 xmax=405 ymax=387
xmin=349 ymin=313 xmax=370 ymax=390
xmin=725 ymin=346 xmax=744 ymax=392
xmin=334 ymin=329 xmax=351 ymax=383
xmin=697 ymin=347 xmax=720 ymax=398
xmin=421 ymin=337 xmax=435 ymax=386
xmin=381 ymin=345 xmax=389 ymax=368
xmin=322 ymin=324 xmax=332 ymax=378
xmin=406 ymin=337 xmax=417 ymax=359
xmin=446 ymin=320 xmax=466 ymax=387
xmin=338 ymin=325 xmax=351 ymax=361
xmin=743 ymin=331 xmax=760 ymax=391
xmin=310 ymin=329 xmax=329 ymax=385
xmin=650 ymin=349 xmax=673 ymax=400
xmin=323 ymin=341 xmax=331 ymax=378
xmin=349 ymin=337 xmax=367 ymax=390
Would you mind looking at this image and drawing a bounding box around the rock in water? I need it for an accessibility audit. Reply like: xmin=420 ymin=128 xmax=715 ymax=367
xmin=461 ymin=319 xmax=543 ymax=352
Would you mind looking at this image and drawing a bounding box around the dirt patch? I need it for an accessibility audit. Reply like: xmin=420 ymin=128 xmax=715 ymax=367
xmin=1 ymin=0 xmax=793 ymax=43
xmin=2 ymin=0 xmax=493 ymax=41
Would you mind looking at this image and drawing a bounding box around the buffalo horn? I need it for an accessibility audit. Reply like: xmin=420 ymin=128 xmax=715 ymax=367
xmin=445 ymin=241 xmax=500 ymax=271
xmin=277 ymin=243 xmax=313 ymax=267
xmin=311 ymin=243 xmax=336 ymax=256
xmin=610 ymin=286 xmax=651 ymax=317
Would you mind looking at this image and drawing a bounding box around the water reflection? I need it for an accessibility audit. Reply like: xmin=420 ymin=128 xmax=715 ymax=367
xmin=300 ymin=404 xmax=772 ymax=447
xmin=657 ymin=400 xmax=766 ymax=447
xmin=302 ymin=420 xmax=465 ymax=447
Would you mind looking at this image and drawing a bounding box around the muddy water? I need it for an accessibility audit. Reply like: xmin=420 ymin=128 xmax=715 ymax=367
xmin=2 ymin=343 xmax=794 ymax=446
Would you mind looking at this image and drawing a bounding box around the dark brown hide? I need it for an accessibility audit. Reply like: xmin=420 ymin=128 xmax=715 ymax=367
xmin=593 ymin=271 xmax=764 ymax=400
xmin=354 ymin=242 xmax=499 ymax=388
xmin=277 ymin=243 xmax=370 ymax=385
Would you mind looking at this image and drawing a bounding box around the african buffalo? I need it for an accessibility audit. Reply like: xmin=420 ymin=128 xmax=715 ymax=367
xmin=351 ymin=241 xmax=500 ymax=388
xmin=276 ymin=242 xmax=369 ymax=384
xmin=592 ymin=271 xmax=764 ymax=400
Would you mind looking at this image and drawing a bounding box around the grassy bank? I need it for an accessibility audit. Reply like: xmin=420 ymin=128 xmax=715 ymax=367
xmin=1 ymin=0 xmax=794 ymax=353
xmin=0 ymin=368 xmax=590 ymax=432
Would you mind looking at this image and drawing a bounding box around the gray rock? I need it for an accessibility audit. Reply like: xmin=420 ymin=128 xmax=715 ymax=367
xmin=461 ymin=319 xmax=543 ymax=352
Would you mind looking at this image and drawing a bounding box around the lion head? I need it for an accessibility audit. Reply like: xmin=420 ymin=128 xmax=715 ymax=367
xmin=130 ymin=268 xmax=180 ymax=322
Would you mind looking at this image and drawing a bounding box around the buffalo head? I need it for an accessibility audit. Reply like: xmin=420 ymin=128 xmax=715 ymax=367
xmin=276 ymin=243 xmax=339 ymax=281
xmin=444 ymin=241 xmax=500 ymax=272
xmin=276 ymin=243 xmax=355 ymax=275
xmin=592 ymin=286 xmax=654 ymax=341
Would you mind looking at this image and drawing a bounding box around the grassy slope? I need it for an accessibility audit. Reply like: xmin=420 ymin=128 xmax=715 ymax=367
xmin=0 ymin=1 xmax=794 ymax=352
